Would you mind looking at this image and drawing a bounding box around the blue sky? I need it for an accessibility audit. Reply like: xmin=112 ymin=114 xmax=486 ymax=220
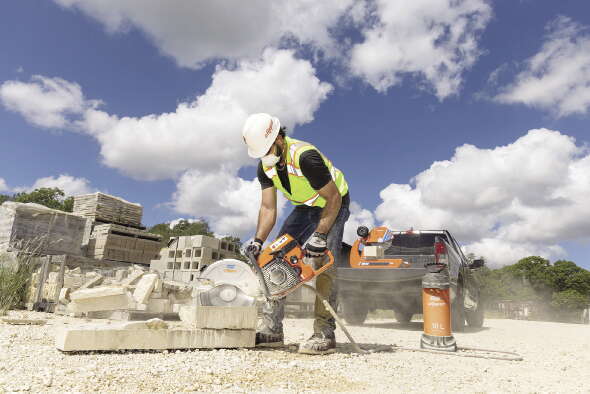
xmin=1 ymin=1 xmax=589 ymax=268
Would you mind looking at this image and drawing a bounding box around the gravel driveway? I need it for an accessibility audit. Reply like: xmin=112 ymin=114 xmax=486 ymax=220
xmin=1 ymin=311 xmax=588 ymax=393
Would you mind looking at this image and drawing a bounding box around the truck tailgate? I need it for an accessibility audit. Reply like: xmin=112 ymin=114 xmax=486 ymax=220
xmin=337 ymin=267 xmax=426 ymax=283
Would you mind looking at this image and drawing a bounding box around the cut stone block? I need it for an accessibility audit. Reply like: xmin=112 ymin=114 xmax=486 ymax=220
xmin=80 ymin=275 xmax=104 ymax=290
xmin=59 ymin=288 xmax=71 ymax=304
xmin=68 ymin=287 xmax=131 ymax=313
xmin=146 ymin=298 xmax=171 ymax=314
xmin=133 ymin=274 xmax=158 ymax=304
xmin=55 ymin=323 xmax=255 ymax=351
xmin=179 ymin=306 xmax=257 ymax=329
xmin=71 ymin=287 xmax=125 ymax=301
xmin=122 ymin=270 xmax=144 ymax=286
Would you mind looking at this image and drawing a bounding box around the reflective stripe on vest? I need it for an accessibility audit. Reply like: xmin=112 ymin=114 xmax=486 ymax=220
xmin=262 ymin=137 xmax=348 ymax=207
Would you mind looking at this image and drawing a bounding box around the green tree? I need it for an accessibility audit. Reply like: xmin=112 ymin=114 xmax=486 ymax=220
xmin=0 ymin=194 xmax=10 ymax=205
xmin=551 ymin=289 xmax=589 ymax=311
xmin=11 ymin=187 xmax=73 ymax=212
xmin=148 ymin=219 xmax=214 ymax=246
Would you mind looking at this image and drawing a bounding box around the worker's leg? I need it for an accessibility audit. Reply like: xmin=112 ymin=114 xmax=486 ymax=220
xmin=312 ymin=203 xmax=350 ymax=336
xmin=258 ymin=207 xmax=316 ymax=341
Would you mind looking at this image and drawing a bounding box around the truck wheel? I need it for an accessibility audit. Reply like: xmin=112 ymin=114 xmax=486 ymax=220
xmin=341 ymin=299 xmax=369 ymax=325
xmin=394 ymin=310 xmax=413 ymax=324
xmin=465 ymin=298 xmax=485 ymax=328
xmin=451 ymin=282 xmax=466 ymax=332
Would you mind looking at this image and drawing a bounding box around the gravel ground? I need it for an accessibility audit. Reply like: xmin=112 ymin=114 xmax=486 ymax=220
xmin=1 ymin=311 xmax=589 ymax=393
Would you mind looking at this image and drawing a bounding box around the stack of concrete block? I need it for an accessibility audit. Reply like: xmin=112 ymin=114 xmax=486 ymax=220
xmin=0 ymin=202 xmax=88 ymax=256
xmin=73 ymin=192 xmax=143 ymax=228
xmin=86 ymin=223 xmax=161 ymax=265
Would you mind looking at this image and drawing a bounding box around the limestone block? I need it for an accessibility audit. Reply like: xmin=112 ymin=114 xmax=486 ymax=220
xmin=122 ymin=270 xmax=144 ymax=286
xmin=133 ymin=274 xmax=158 ymax=304
xmin=59 ymin=288 xmax=71 ymax=304
xmin=146 ymin=298 xmax=171 ymax=314
xmin=55 ymin=323 xmax=255 ymax=351
xmin=69 ymin=287 xmax=131 ymax=313
xmin=80 ymin=274 xmax=104 ymax=290
xmin=179 ymin=306 xmax=257 ymax=329
xmin=115 ymin=269 xmax=127 ymax=282
xmin=145 ymin=318 xmax=168 ymax=329
xmin=136 ymin=303 xmax=147 ymax=311
xmin=71 ymin=287 xmax=125 ymax=301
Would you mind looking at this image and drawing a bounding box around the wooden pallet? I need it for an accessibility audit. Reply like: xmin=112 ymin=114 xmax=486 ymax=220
xmin=73 ymin=193 xmax=143 ymax=227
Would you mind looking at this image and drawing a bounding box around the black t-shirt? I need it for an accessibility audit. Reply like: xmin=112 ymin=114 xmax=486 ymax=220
xmin=257 ymin=149 xmax=349 ymax=205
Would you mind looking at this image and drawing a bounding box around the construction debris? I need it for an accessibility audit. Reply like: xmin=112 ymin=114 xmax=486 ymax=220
xmin=73 ymin=192 xmax=143 ymax=228
xmin=68 ymin=287 xmax=132 ymax=313
xmin=0 ymin=202 xmax=88 ymax=256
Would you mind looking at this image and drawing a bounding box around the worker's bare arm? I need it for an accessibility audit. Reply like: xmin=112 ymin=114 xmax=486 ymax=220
xmin=255 ymin=187 xmax=277 ymax=242
xmin=315 ymin=180 xmax=342 ymax=235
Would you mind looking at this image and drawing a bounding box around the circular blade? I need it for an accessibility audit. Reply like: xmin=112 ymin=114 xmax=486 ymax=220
xmin=200 ymin=259 xmax=260 ymax=297
xmin=200 ymin=284 xmax=256 ymax=307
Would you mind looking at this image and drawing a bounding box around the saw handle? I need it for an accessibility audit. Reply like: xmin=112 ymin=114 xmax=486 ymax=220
xmin=246 ymin=250 xmax=272 ymax=299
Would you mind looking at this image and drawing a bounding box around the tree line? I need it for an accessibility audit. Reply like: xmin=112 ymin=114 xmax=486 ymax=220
xmin=478 ymin=256 xmax=590 ymax=316
xmin=0 ymin=187 xmax=74 ymax=212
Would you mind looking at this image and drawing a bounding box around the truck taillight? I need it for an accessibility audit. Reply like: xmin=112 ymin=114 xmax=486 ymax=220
xmin=434 ymin=239 xmax=448 ymax=266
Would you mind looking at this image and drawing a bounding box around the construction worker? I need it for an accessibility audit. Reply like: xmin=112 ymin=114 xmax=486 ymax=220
xmin=242 ymin=113 xmax=350 ymax=355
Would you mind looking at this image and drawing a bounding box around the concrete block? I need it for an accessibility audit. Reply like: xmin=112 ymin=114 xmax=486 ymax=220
xmin=133 ymin=274 xmax=158 ymax=304
xmin=146 ymin=298 xmax=171 ymax=314
xmin=55 ymin=323 xmax=255 ymax=351
xmin=71 ymin=287 xmax=125 ymax=301
xmin=80 ymin=274 xmax=104 ymax=289
xmin=122 ymin=270 xmax=144 ymax=286
xmin=59 ymin=288 xmax=71 ymax=304
xmin=68 ymin=287 xmax=131 ymax=313
xmin=179 ymin=306 xmax=257 ymax=329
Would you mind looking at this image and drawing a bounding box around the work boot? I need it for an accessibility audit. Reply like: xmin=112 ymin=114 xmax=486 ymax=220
xmin=298 ymin=332 xmax=336 ymax=355
xmin=255 ymin=330 xmax=284 ymax=348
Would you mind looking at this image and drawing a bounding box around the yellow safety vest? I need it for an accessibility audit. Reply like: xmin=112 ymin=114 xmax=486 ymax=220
xmin=263 ymin=137 xmax=348 ymax=207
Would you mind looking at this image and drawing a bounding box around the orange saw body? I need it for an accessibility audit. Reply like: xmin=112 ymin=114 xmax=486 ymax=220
xmin=250 ymin=234 xmax=333 ymax=300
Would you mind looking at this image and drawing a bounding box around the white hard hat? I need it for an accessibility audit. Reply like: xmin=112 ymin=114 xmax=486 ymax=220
xmin=242 ymin=113 xmax=281 ymax=158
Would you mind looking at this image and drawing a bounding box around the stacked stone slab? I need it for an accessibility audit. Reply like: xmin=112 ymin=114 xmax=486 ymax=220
xmin=0 ymin=202 xmax=88 ymax=256
xmin=73 ymin=193 xmax=142 ymax=228
xmin=86 ymin=223 xmax=161 ymax=265
xmin=71 ymin=192 xmax=162 ymax=265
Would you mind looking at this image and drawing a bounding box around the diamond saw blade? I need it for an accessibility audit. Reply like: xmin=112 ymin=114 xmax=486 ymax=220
xmin=199 ymin=259 xmax=260 ymax=306
xmin=199 ymin=283 xmax=256 ymax=307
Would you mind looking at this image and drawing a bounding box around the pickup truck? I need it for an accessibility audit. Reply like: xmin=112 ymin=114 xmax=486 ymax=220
xmin=337 ymin=227 xmax=485 ymax=331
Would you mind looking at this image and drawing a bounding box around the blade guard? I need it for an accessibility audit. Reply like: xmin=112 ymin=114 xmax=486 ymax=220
xmin=246 ymin=233 xmax=333 ymax=300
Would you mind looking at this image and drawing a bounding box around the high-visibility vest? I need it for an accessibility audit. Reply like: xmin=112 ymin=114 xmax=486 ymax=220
xmin=262 ymin=137 xmax=348 ymax=208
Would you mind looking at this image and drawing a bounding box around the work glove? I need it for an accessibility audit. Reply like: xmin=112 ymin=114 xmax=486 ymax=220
xmin=246 ymin=238 xmax=263 ymax=258
xmin=304 ymin=232 xmax=328 ymax=268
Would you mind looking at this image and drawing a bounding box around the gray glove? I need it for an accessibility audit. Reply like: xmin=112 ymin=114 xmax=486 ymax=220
xmin=246 ymin=238 xmax=263 ymax=258
xmin=305 ymin=232 xmax=327 ymax=257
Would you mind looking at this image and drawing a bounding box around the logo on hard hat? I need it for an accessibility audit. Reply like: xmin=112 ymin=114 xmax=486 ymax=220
xmin=264 ymin=119 xmax=273 ymax=138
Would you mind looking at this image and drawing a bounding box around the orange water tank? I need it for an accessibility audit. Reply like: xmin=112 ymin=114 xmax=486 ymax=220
xmin=420 ymin=269 xmax=457 ymax=352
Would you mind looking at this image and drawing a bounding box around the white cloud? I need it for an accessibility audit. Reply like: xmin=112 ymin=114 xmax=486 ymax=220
xmin=0 ymin=50 xmax=330 ymax=237
xmin=495 ymin=16 xmax=590 ymax=117
xmin=172 ymin=171 xmax=287 ymax=239
xmin=53 ymin=0 xmax=354 ymax=68
xmin=373 ymin=129 xmax=590 ymax=266
xmin=11 ymin=174 xmax=95 ymax=197
xmin=0 ymin=178 xmax=9 ymax=193
xmin=350 ymin=0 xmax=491 ymax=99
xmin=27 ymin=175 xmax=95 ymax=196
xmin=1 ymin=50 xmax=332 ymax=182
xmin=0 ymin=75 xmax=99 ymax=129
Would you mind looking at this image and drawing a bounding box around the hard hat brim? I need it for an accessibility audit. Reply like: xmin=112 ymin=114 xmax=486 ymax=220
xmin=247 ymin=116 xmax=281 ymax=158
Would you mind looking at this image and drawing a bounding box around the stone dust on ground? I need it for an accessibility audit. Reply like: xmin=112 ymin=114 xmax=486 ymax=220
xmin=1 ymin=310 xmax=589 ymax=393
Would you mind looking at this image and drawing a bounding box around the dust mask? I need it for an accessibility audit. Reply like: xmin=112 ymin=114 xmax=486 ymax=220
xmin=261 ymin=143 xmax=282 ymax=167
xmin=261 ymin=153 xmax=280 ymax=167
